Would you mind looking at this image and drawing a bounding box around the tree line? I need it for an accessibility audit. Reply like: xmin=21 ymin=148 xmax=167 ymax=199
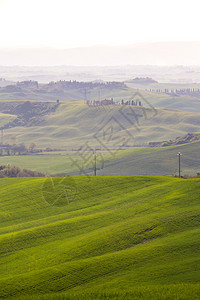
xmin=0 ymin=142 xmax=40 ymax=156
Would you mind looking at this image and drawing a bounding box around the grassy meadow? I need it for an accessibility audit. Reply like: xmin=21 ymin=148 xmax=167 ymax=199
xmin=0 ymin=176 xmax=200 ymax=299
xmin=0 ymin=99 xmax=200 ymax=177
xmin=1 ymin=140 xmax=200 ymax=176
xmin=1 ymin=100 xmax=200 ymax=148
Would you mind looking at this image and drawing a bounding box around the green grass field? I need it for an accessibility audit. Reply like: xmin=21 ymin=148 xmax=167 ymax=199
xmin=0 ymin=85 xmax=137 ymax=102
xmin=125 ymin=84 xmax=200 ymax=113
xmin=2 ymin=101 xmax=200 ymax=149
xmin=1 ymin=83 xmax=200 ymax=113
xmin=0 ymin=112 xmax=16 ymax=128
xmin=0 ymin=100 xmax=200 ymax=177
xmin=1 ymin=140 xmax=200 ymax=176
xmin=95 ymin=140 xmax=200 ymax=176
xmin=0 ymin=176 xmax=200 ymax=299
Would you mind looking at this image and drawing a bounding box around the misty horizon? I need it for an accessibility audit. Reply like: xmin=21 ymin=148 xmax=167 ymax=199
xmin=0 ymin=41 xmax=200 ymax=67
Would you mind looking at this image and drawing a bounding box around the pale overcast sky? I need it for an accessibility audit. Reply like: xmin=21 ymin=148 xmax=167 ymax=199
xmin=0 ymin=0 xmax=200 ymax=49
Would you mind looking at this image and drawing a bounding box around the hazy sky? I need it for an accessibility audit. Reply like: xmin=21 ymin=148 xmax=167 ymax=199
xmin=0 ymin=0 xmax=200 ymax=49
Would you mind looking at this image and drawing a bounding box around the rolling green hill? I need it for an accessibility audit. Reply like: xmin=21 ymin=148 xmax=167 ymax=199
xmin=125 ymin=84 xmax=200 ymax=113
xmin=2 ymin=101 xmax=200 ymax=150
xmin=0 ymin=101 xmax=200 ymax=176
xmin=1 ymin=81 xmax=200 ymax=113
xmin=0 ymin=176 xmax=200 ymax=299
xmin=0 ymin=112 xmax=16 ymax=128
xmin=0 ymin=140 xmax=200 ymax=176
xmin=94 ymin=140 xmax=200 ymax=176
xmin=0 ymin=84 xmax=133 ymax=102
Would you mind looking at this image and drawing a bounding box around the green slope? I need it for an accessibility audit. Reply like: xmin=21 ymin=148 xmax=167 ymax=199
xmin=1 ymin=101 xmax=200 ymax=177
xmin=94 ymin=140 xmax=200 ymax=176
xmin=126 ymin=83 xmax=200 ymax=113
xmin=0 ymin=176 xmax=200 ymax=299
xmin=1 ymin=83 xmax=200 ymax=113
xmin=1 ymin=140 xmax=200 ymax=177
xmin=0 ymin=86 xmax=136 ymax=102
xmin=0 ymin=112 xmax=16 ymax=128
xmin=2 ymin=101 xmax=200 ymax=149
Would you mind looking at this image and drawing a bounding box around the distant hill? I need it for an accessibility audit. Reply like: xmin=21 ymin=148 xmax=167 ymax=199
xmin=0 ymin=101 xmax=60 ymax=129
xmin=0 ymin=80 xmax=129 ymax=101
xmin=1 ymin=42 xmax=200 ymax=66
xmin=149 ymin=132 xmax=200 ymax=147
xmin=126 ymin=77 xmax=158 ymax=85
xmin=2 ymin=65 xmax=200 ymax=84
xmin=0 ymin=101 xmax=200 ymax=176
xmin=1 ymin=81 xmax=200 ymax=115
xmin=0 ymin=101 xmax=200 ymax=149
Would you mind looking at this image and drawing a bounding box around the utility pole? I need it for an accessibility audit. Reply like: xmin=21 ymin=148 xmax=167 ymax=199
xmin=1 ymin=130 xmax=4 ymax=145
xmin=84 ymin=88 xmax=87 ymax=103
xmin=94 ymin=150 xmax=97 ymax=176
xmin=177 ymin=152 xmax=182 ymax=178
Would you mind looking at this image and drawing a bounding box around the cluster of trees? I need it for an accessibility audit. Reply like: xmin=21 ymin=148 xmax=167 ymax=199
xmin=149 ymin=88 xmax=200 ymax=95
xmin=48 ymin=80 xmax=126 ymax=89
xmin=0 ymin=165 xmax=45 ymax=178
xmin=0 ymin=142 xmax=40 ymax=156
xmin=87 ymin=99 xmax=143 ymax=107
xmin=16 ymin=80 xmax=39 ymax=89
xmin=0 ymin=81 xmax=39 ymax=93
xmin=121 ymin=99 xmax=142 ymax=106
xmin=87 ymin=99 xmax=115 ymax=106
